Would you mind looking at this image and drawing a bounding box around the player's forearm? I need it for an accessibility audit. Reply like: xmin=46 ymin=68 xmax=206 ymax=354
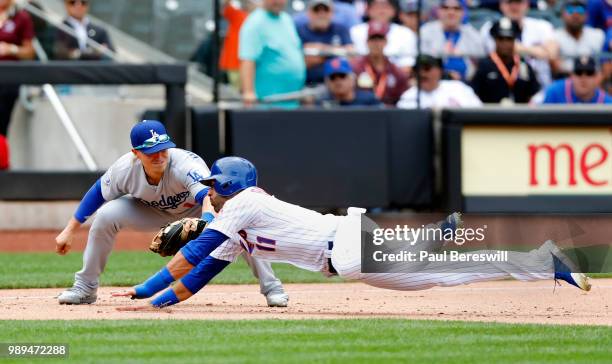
xmin=63 ymin=217 xmax=82 ymax=232
xmin=133 ymin=252 xmax=195 ymax=298
xmin=200 ymin=195 xmax=216 ymax=222
xmin=149 ymin=256 xmax=230 ymax=307
xmin=133 ymin=267 xmax=175 ymax=299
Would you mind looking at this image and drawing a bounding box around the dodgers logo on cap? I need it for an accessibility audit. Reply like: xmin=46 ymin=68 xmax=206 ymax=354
xmin=130 ymin=120 xmax=176 ymax=154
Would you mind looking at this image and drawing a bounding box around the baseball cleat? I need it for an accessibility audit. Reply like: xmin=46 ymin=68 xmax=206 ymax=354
xmin=553 ymin=255 xmax=591 ymax=291
xmin=58 ymin=287 xmax=98 ymax=305
xmin=440 ymin=212 xmax=463 ymax=235
xmin=541 ymin=240 xmax=591 ymax=292
xmin=266 ymin=292 xmax=289 ymax=307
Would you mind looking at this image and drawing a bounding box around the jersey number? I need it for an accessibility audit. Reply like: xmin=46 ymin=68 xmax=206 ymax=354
xmin=238 ymin=230 xmax=276 ymax=253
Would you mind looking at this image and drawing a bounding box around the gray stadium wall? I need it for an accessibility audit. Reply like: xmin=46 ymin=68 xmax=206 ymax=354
xmin=224 ymin=108 xmax=434 ymax=209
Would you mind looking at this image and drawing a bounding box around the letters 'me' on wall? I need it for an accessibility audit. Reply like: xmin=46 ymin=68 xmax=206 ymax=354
xmin=461 ymin=126 xmax=612 ymax=196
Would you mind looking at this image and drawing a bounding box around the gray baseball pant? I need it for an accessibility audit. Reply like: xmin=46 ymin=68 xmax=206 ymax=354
xmin=73 ymin=196 xmax=285 ymax=296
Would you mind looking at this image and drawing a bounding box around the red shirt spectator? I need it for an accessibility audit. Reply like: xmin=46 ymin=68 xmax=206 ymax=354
xmin=219 ymin=2 xmax=248 ymax=72
xmin=0 ymin=1 xmax=35 ymax=170
xmin=0 ymin=4 xmax=35 ymax=60
xmin=351 ymin=22 xmax=408 ymax=105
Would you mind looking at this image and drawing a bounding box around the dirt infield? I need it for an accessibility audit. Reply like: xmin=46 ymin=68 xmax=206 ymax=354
xmin=1 ymin=228 xmax=610 ymax=326
xmin=0 ymin=280 xmax=609 ymax=325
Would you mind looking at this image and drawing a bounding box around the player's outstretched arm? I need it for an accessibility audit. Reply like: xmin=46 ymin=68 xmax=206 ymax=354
xmin=116 ymin=255 xmax=230 ymax=310
xmin=111 ymin=251 xmax=194 ymax=299
xmin=114 ymin=229 xmax=229 ymax=306
xmin=56 ymin=179 xmax=107 ymax=255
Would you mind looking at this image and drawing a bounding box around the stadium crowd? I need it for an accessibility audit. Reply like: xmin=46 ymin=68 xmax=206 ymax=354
xmin=220 ymin=0 xmax=612 ymax=107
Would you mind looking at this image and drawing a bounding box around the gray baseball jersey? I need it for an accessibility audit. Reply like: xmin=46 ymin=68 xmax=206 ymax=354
xmin=100 ymin=148 xmax=210 ymax=214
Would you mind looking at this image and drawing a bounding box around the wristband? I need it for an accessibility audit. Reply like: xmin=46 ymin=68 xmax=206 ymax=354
xmin=150 ymin=289 xmax=180 ymax=308
xmin=201 ymin=212 xmax=215 ymax=223
xmin=133 ymin=267 xmax=174 ymax=298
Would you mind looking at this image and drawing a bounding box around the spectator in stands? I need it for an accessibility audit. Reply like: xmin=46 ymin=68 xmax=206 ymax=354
xmin=481 ymin=0 xmax=559 ymax=87
xmin=586 ymin=0 xmax=612 ymax=31
xmin=0 ymin=0 xmax=35 ymax=170
xmin=28 ymin=0 xmax=55 ymax=58
xmin=420 ymin=0 xmax=485 ymax=80
xmin=603 ymin=28 xmax=612 ymax=93
xmin=220 ymin=0 xmax=255 ymax=90
xmin=297 ymin=0 xmax=354 ymax=85
xmin=397 ymin=54 xmax=483 ymax=108
xmin=350 ymin=0 xmax=417 ymax=74
xmin=239 ymin=0 xmax=306 ymax=107
xmin=553 ymin=0 xmax=605 ymax=77
xmin=352 ymin=22 xmax=408 ymax=104
xmin=472 ymin=17 xmax=540 ymax=103
xmin=541 ymin=56 xmax=612 ymax=103
xmin=54 ymin=0 xmax=115 ymax=60
xmin=398 ymin=0 xmax=419 ymax=33
xmin=318 ymin=57 xmax=382 ymax=106
xmin=294 ymin=0 xmax=361 ymax=29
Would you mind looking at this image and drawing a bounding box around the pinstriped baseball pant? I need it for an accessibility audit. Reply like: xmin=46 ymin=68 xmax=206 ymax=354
xmin=331 ymin=213 xmax=554 ymax=291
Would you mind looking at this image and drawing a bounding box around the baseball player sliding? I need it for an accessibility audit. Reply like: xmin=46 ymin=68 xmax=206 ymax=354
xmin=113 ymin=156 xmax=590 ymax=310
xmin=55 ymin=121 xmax=289 ymax=307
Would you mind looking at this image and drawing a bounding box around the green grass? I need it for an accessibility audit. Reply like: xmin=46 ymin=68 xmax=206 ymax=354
xmin=0 ymin=252 xmax=342 ymax=289
xmin=0 ymin=251 xmax=609 ymax=289
xmin=0 ymin=319 xmax=609 ymax=364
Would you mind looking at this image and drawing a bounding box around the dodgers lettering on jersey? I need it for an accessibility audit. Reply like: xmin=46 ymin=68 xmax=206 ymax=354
xmin=100 ymin=149 xmax=210 ymax=215
xmin=208 ymin=187 xmax=341 ymax=272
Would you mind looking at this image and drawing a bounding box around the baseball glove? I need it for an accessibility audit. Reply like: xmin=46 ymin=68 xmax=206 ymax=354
xmin=150 ymin=218 xmax=208 ymax=257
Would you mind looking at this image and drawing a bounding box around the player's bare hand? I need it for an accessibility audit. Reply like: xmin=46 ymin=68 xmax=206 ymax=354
xmin=111 ymin=289 xmax=137 ymax=299
xmin=55 ymin=229 xmax=74 ymax=255
xmin=116 ymin=305 xmax=158 ymax=312
xmin=55 ymin=218 xmax=81 ymax=255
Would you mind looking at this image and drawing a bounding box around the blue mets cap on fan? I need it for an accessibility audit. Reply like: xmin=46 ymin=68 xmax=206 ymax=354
xmin=200 ymin=156 xmax=257 ymax=196
xmin=130 ymin=120 xmax=176 ymax=154
xmin=324 ymin=57 xmax=353 ymax=78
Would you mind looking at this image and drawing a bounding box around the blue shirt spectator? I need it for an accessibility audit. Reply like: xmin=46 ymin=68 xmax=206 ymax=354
xmin=297 ymin=23 xmax=352 ymax=47
xmin=239 ymin=3 xmax=306 ymax=107
xmin=297 ymin=0 xmax=353 ymax=85
xmin=587 ymin=0 xmax=612 ymax=31
xmin=542 ymin=57 xmax=612 ymax=103
xmin=543 ymin=78 xmax=612 ymax=103
xmin=318 ymin=57 xmax=382 ymax=107
xmin=294 ymin=0 xmax=361 ymax=29
xmin=320 ymin=89 xmax=382 ymax=106
xmin=420 ymin=0 xmax=485 ymax=80
xmin=604 ymin=27 xmax=612 ymax=54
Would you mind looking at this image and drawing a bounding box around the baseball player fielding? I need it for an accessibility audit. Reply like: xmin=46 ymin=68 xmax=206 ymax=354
xmin=54 ymin=120 xmax=288 ymax=307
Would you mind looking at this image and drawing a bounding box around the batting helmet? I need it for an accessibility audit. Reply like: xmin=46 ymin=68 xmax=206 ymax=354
xmin=200 ymin=156 xmax=257 ymax=196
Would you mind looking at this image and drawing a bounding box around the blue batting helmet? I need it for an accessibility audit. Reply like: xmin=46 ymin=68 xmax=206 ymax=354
xmin=200 ymin=156 xmax=257 ymax=196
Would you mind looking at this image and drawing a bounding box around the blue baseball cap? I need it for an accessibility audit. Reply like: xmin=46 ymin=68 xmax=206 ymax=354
xmin=130 ymin=120 xmax=176 ymax=154
xmin=324 ymin=57 xmax=353 ymax=78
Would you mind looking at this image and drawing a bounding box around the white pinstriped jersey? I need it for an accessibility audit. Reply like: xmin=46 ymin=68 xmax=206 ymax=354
xmin=208 ymin=187 xmax=340 ymax=272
